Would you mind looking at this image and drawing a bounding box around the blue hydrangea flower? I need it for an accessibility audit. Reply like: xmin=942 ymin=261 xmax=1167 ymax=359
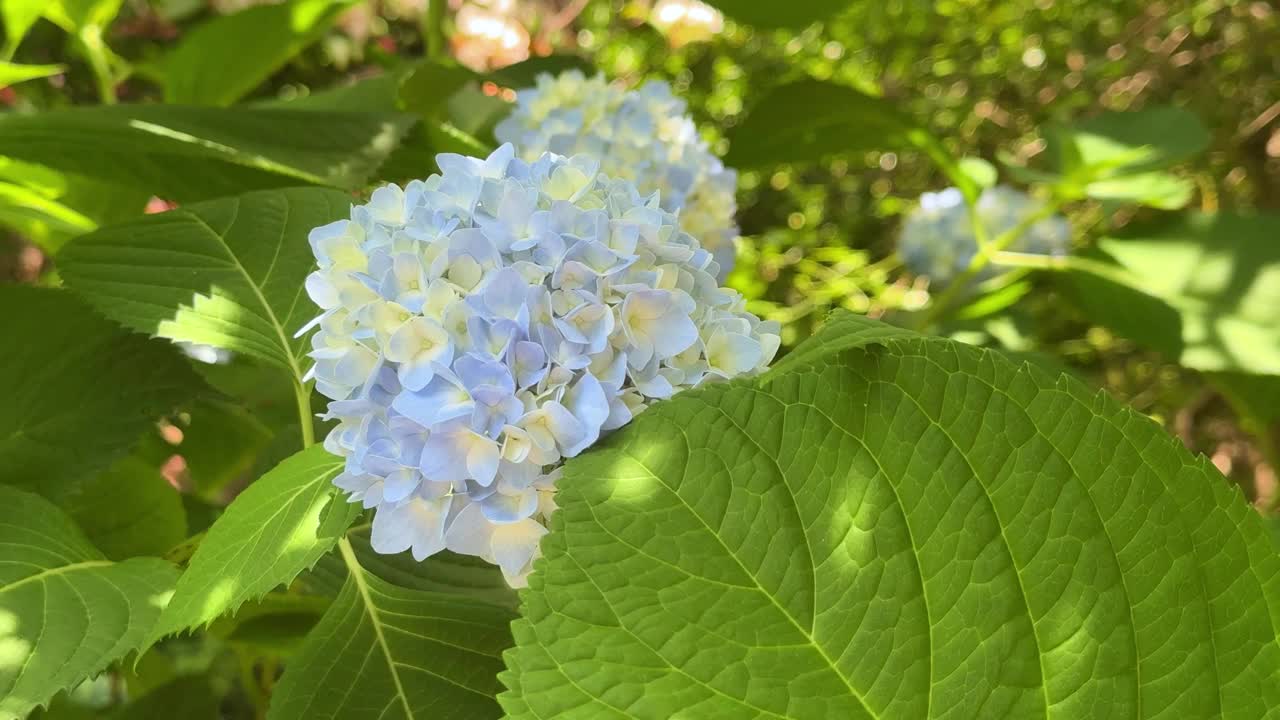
xmin=493 ymin=70 xmax=740 ymax=277
xmin=899 ymin=185 xmax=1071 ymax=286
xmin=304 ymin=144 xmax=779 ymax=587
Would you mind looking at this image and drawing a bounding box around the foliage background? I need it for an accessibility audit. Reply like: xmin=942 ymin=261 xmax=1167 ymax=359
xmin=1 ymin=0 xmax=1278 ymax=716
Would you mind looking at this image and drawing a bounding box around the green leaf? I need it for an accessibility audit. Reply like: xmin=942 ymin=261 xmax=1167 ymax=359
xmin=1052 ymin=106 xmax=1209 ymax=176
xmin=147 ymin=445 xmax=356 ymax=646
xmin=161 ymin=0 xmax=356 ymax=106
xmin=0 ymin=486 xmax=178 ymax=718
xmin=701 ymin=0 xmax=850 ymax=29
xmin=63 ymin=454 xmax=188 ymax=560
xmin=724 ymin=80 xmax=936 ymax=169
xmin=0 ymin=286 xmax=202 ymax=493
xmin=501 ymin=312 xmax=1280 ymax=718
xmin=1064 ymin=210 xmax=1280 ymax=375
xmin=0 ymin=61 xmax=63 ymax=86
xmin=0 ymin=105 xmax=412 ymax=201
xmin=0 ymin=0 xmax=45 ymax=58
xmin=268 ymin=541 xmax=514 ymax=720
xmin=956 ymin=156 xmax=997 ymax=189
xmin=487 ymin=55 xmax=593 ymax=88
xmin=106 ymin=676 xmax=219 ymax=720
xmin=306 ymin=525 xmax=518 ymax=610
xmin=60 ymin=187 xmax=349 ymax=377
xmin=42 ymin=0 xmax=123 ymax=32
xmin=0 ymin=157 xmax=147 ymax=251
xmin=210 ymin=593 xmax=330 ymax=655
xmin=172 ymin=398 xmax=275 ymax=501
xmin=1044 ymin=106 xmax=1207 ymax=209
xmin=1082 ymin=171 xmax=1194 ymax=210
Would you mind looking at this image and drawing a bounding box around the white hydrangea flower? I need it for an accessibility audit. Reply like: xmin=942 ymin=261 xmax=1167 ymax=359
xmin=899 ymin=185 xmax=1070 ymax=285
xmin=302 ymin=144 xmax=779 ymax=587
xmin=493 ymin=71 xmax=740 ymax=278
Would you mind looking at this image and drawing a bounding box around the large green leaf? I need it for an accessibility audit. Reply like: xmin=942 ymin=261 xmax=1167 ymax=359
xmin=501 ymin=312 xmax=1280 ymax=718
xmin=0 ymin=286 xmax=202 ymax=492
xmin=701 ymin=0 xmax=850 ymax=29
xmin=0 ymin=105 xmax=412 ymax=201
xmin=724 ymin=80 xmax=940 ymax=170
xmin=1064 ymin=211 xmax=1280 ymax=375
xmin=161 ymin=0 xmax=356 ymax=106
xmin=0 ymin=486 xmax=178 ymax=718
xmin=268 ymin=541 xmax=514 ymax=720
xmin=147 ymin=445 xmax=356 ymax=646
xmin=60 ymin=187 xmax=349 ymax=377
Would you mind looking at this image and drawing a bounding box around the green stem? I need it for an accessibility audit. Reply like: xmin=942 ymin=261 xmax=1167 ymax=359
xmin=423 ymin=0 xmax=448 ymax=60
xmin=916 ymin=199 xmax=1063 ymax=330
xmin=294 ymin=380 xmax=315 ymax=448
xmin=78 ymin=25 xmax=117 ymax=104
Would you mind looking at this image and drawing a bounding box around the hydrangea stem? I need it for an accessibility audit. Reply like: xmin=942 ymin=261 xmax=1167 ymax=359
xmin=77 ymin=26 xmax=117 ymax=105
xmin=916 ymin=199 xmax=1063 ymax=329
xmin=294 ymin=380 xmax=315 ymax=449
xmin=423 ymin=0 xmax=447 ymax=60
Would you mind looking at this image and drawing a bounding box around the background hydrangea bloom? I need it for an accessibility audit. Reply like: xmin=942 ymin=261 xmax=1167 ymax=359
xmin=898 ymin=185 xmax=1071 ymax=286
xmin=493 ymin=70 xmax=740 ymax=277
xmin=304 ymin=144 xmax=779 ymax=587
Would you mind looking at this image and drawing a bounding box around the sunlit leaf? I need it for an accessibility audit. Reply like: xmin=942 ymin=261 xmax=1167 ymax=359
xmin=501 ymin=311 xmax=1280 ymax=718
xmin=0 ymin=486 xmax=178 ymax=718
xmin=147 ymin=445 xmax=357 ymax=647
xmin=0 ymin=61 xmax=63 ymax=87
xmin=1064 ymin=210 xmax=1280 ymax=375
xmin=60 ymin=187 xmax=350 ymax=377
xmin=0 ymin=0 xmax=45 ymax=58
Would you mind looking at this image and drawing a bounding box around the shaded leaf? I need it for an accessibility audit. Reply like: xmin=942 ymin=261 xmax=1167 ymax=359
xmin=725 ymin=80 xmax=937 ymax=169
xmin=487 ymin=55 xmax=593 ymax=88
xmin=305 ymin=524 xmax=517 ymax=610
xmin=0 ymin=105 xmax=412 ymax=201
xmin=64 ymin=454 xmax=188 ymax=560
xmin=0 ymin=487 xmax=178 ymax=718
xmin=162 ymin=0 xmax=357 ymax=106
xmin=702 ymin=0 xmax=850 ymax=29
xmin=173 ymin=398 xmax=275 ymax=501
xmin=0 ymin=286 xmax=202 ymax=493
xmin=501 ymin=312 xmax=1280 ymax=719
xmin=60 ymin=187 xmax=350 ymax=377
xmin=268 ymin=541 xmax=514 ymax=720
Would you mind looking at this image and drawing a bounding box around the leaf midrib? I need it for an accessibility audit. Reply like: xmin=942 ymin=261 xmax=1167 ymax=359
xmin=186 ymin=200 xmax=305 ymax=381
xmin=338 ymin=538 xmax=416 ymax=720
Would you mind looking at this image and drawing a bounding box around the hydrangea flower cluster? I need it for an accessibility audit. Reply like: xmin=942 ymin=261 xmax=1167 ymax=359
xmin=494 ymin=70 xmax=740 ymax=277
xmin=303 ymin=145 xmax=779 ymax=587
xmin=899 ymin=185 xmax=1071 ymax=286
